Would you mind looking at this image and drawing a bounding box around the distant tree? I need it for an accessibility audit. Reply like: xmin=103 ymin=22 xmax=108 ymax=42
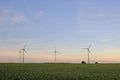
xmin=95 ymin=62 xmax=98 ymax=64
xmin=81 ymin=61 xmax=86 ymax=64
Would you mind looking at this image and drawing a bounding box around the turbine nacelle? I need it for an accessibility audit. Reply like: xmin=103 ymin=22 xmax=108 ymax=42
xmin=83 ymin=45 xmax=91 ymax=49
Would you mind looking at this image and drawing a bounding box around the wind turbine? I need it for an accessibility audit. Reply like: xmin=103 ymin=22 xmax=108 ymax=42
xmin=83 ymin=45 xmax=92 ymax=64
xmin=20 ymin=45 xmax=27 ymax=63
xmin=53 ymin=47 xmax=59 ymax=63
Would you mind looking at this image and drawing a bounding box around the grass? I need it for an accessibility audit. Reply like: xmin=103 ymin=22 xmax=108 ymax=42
xmin=0 ymin=63 xmax=120 ymax=80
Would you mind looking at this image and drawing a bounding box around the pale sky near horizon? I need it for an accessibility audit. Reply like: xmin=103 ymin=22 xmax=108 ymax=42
xmin=0 ymin=0 xmax=120 ymax=63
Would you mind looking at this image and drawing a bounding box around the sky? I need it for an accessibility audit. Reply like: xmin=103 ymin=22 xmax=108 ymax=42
xmin=0 ymin=0 xmax=120 ymax=63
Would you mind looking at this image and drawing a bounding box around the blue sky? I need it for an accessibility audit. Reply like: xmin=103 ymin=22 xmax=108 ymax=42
xmin=0 ymin=0 xmax=120 ymax=63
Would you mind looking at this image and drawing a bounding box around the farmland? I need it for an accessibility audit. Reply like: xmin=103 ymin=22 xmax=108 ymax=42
xmin=0 ymin=63 xmax=120 ymax=80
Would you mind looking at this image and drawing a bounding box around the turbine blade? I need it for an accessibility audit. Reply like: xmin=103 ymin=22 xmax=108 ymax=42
xmin=88 ymin=45 xmax=92 ymax=48
xmin=83 ymin=48 xmax=88 ymax=49
xmin=89 ymin=50 xmax=91 ymax=54
xmin=88 ymin=49 xmax=92 ymax=55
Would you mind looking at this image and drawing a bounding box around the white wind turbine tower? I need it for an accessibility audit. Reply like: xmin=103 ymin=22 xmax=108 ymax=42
xmin=53 ymin=47 xmax=59 ymax=63
xmin=19 ymin=45 xmax=27 ymax=63
xmin=83 ymin=45 xmax=92 ymax=64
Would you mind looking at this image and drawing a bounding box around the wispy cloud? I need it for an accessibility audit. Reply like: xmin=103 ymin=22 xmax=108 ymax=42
xmin=0 ymin=8 xmax=28 ymax=24
xmin=10 ymin=13 xmax=28 ymax=23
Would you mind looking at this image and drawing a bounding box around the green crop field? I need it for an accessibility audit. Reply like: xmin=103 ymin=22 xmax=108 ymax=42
xmin=0 ymin=63 xmax=120 ymax=80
